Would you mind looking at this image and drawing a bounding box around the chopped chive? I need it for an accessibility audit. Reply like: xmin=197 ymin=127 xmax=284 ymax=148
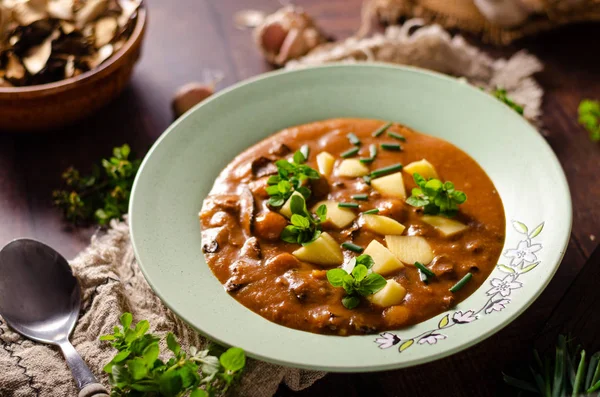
xmin=300 ymin=144 xmax=310 ymax=161
xmin=341 ymin=242 xmax=364 ymax=253
xmin=387 ymin=131 xmax=406 ymax=141
xmin=362 ymin=208 xmax=379 ymax=215
xmin=352 ymin=194 xmax=368 ymax=200
xmin=370 ymin=163 xmax=403 ymax=178
xmin=450 ymin=273 xmax=473 ymax=293
xmin=363 ymin=175 xmax=371 ymax=185
xmin=414 ymin=262 xmax=435 ymax=278
xmin=347 ymin=133 xmax=361 ymax=146
xmin=341 ymin=147 xmax=360 ymax=158
xmin=381 ymin=143 xmax=402 ymax=151
xmin=359 ymin=157 xmax=374 ymax=164
xmin=369 ymin=144 xmax=377 ymax=158
xmin=418 ymin=269 xmax=429 ymax=284
xmin=372 ymin=121 xmax=393 ymax=137
xmin=338 ymin=202 xmax=359 ymax=209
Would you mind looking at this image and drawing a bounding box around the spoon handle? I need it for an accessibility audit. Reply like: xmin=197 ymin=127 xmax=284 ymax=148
xmin=58 ymin=340 xmax=109 ymax=396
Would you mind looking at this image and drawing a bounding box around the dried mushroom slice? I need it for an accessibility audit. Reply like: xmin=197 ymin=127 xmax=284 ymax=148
xmin=94 ymin=16 xmax=117 ymax=47
xmin=47 ymin=0 xmax=74 ymax=20
xmin=5 ymin=52 xmax=26 ymax=82
xmin=0 ymin=0 xmax=141 ymax=86
xmin=22 ymin=29 xmax=58 ymax=74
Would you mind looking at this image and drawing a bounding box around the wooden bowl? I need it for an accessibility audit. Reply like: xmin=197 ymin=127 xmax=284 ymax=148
xmin=0 ymin=8 xmax=147 ymax=133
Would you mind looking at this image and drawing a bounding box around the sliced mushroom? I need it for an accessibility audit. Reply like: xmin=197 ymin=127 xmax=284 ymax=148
xmin=239 ymin=186 xmax=255 ymax=236
xmin=240 ymin=237 xmax=261 ymax=260
xmin=251 ymin=156 xmax=277 ymax=178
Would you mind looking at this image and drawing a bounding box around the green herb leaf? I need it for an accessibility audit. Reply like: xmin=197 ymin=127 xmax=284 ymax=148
xmin=492 ymin=87 xmax=524 ymax=115
xmin=266 ymin=153 xmax=321 ymax=207
xmin=351 ymin=264 xmax=368 ymax=282
xmin=578 ymin=99 xmax=600 ymax=142
xmin=100 ymin=312 xmax=246 ymax=397
xmin=357 ymin=273 xmax=386 ymax=295
xmin=220 ymin=347 xmax=246 ymax=372
xmin=406 ymin=173 xmax=467 ymax=217
xmin=280 ymin=194 xmax=326 ymax=245
xmin=342 ymin=295 xmax=361 ymax=309
xmin=327 ymin=268 xmax=348 ymax=287
xmin=166 ymin=332 xmax=180 ymax=356
xmin=53 ymin=145 xmax=141 ymax=225
xmin=327 ymin=255 xmax=386 ymax=310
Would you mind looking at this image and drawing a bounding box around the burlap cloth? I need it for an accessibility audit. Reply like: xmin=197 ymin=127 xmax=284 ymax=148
xmin=370 ymin=0 xmax=600 ymax=44
xmin=0 ymin=219 xmax=325 ymax=397
xmin=0 ymin=19 xmax=544 ymax=397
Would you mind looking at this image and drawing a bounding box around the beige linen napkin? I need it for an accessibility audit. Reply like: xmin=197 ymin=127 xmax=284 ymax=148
xmin=0 ymin=219 xmax=325 ymax=397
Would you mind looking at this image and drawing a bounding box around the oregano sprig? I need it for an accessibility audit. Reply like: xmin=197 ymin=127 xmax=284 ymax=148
xmin=326 ymin=255 xmax=387 ymax=309
xmin=406 ymin=173 xmax=467 ymax=217
xmin=100 ymin=313 xmax=246 ymax=397
xmin=280 ymin=194 xmax=327 ymax=245
xmin=52 ymin=144 xmax=141 ymax=225
xmin=266 ymin=150 xmax=320 ymax=207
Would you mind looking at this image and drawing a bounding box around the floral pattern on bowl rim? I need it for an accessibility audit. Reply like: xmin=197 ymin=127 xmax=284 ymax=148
xmin=375 ymin=220 xmax=545 ymax=352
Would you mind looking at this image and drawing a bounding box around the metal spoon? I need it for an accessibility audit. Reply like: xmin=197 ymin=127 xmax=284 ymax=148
xmin=0 ymin=239 xmax=109 ymax=397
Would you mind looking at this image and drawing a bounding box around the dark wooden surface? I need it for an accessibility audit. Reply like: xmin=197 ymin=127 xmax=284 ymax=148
xmin=0 ymin=1 xmax=599 ymax=395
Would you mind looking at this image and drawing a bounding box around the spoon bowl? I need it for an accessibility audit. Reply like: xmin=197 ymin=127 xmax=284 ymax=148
xmin=0 ymin=238 xmax=108 ymax=397
xmin=0 ymin=239 xmax=80 ymax=344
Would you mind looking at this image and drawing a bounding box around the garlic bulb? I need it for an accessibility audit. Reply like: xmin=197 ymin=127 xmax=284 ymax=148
xmin=253 ymin=6 xmax=328 ymax=66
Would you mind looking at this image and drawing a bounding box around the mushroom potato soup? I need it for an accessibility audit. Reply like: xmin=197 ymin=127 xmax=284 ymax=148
xmin=199 ymin=118 xmax=505 ymax=336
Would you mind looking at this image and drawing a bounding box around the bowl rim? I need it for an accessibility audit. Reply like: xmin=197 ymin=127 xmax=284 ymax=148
xmin=129 ymin=63 xmax=573 ymax=372
xmin=0 ymin=6 xmax=146 ymax=97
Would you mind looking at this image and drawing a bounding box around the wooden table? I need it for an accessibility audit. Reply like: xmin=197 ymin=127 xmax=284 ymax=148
xmin=0 ymin=1 xmax=598 ymax=395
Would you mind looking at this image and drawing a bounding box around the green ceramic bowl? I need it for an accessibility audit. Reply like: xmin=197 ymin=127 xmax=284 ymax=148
xmin=129 ymin=64 xmax=571 ymax=372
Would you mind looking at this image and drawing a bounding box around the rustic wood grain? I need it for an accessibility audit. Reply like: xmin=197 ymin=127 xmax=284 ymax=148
xmin=0 ymin=0 xmax=598 ymax=395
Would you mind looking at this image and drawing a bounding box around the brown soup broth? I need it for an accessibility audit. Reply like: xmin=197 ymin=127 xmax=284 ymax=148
xmin=200 ymin=118 xmax=505 ymax=336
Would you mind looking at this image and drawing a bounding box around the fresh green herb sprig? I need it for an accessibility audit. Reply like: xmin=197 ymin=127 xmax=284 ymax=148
xmin=491 ymin=87 xmax=524 ymax=115
xmin=280 ymin=194 xmax=327 ymax=245
xmin=266 ymin=151 xmax=320 ymax=207
xmin=52 ymin=144 xmax=141 ymax=225
xmin=326 ymin=255 xmax=387 ymax=309
xmin=578 ymin=99 xmax=600 ymax=142
xmin=100 ymin=313 xmax=246 ymax=397
xmin=406 ymin=173 xmax=467 ymax=218
xmin=504 ymin=335 xmax=600 ymax=396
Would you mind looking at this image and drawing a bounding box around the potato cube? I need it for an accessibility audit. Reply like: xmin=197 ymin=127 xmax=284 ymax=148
xmin=279 ymin=191 xmax=303 ymax=218
xmin=363 ymin=240 xmax=404 ymax=275
xmin=362 ymin=214 xmax=405 ymax=235
xmin=336 ymin=159 xmax=370 ymax=177
xmin=371 ymin=172 xmax=406 ymax=199
xmin=385 ymin=235 xmax=434 ymax=265
xmin=292 ymin=232 xmax=343 ymax=267
xmin=312 ymin=200 xmax=356 ymax=229
xmin=316 ymin=151 xmax=336 ymax=177
xmin=422 ymin=215 xmax=468 ymax=236
xmin=368 ymin=279 xmax=407 ymax=307
xmin=404 ymin=159 xmax=439 ymax=180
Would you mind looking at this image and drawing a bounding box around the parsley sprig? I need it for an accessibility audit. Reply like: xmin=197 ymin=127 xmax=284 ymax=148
xmin=266 ymin=151 xmax=320 ymax=207
xmin=406 ymin=173 xmax=467 ymax=218
xmin=578 ymin=99 xmax=600 ymax=142
xmin=326 ymin=255 xmax=387 ymax=309
xmin=101 ymin=313 xmax=246 ymax=397
xmin=280 ymin=194 xmax=327 ymax=245
xmin=52 ymin=144 xmax=141 ymax=225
